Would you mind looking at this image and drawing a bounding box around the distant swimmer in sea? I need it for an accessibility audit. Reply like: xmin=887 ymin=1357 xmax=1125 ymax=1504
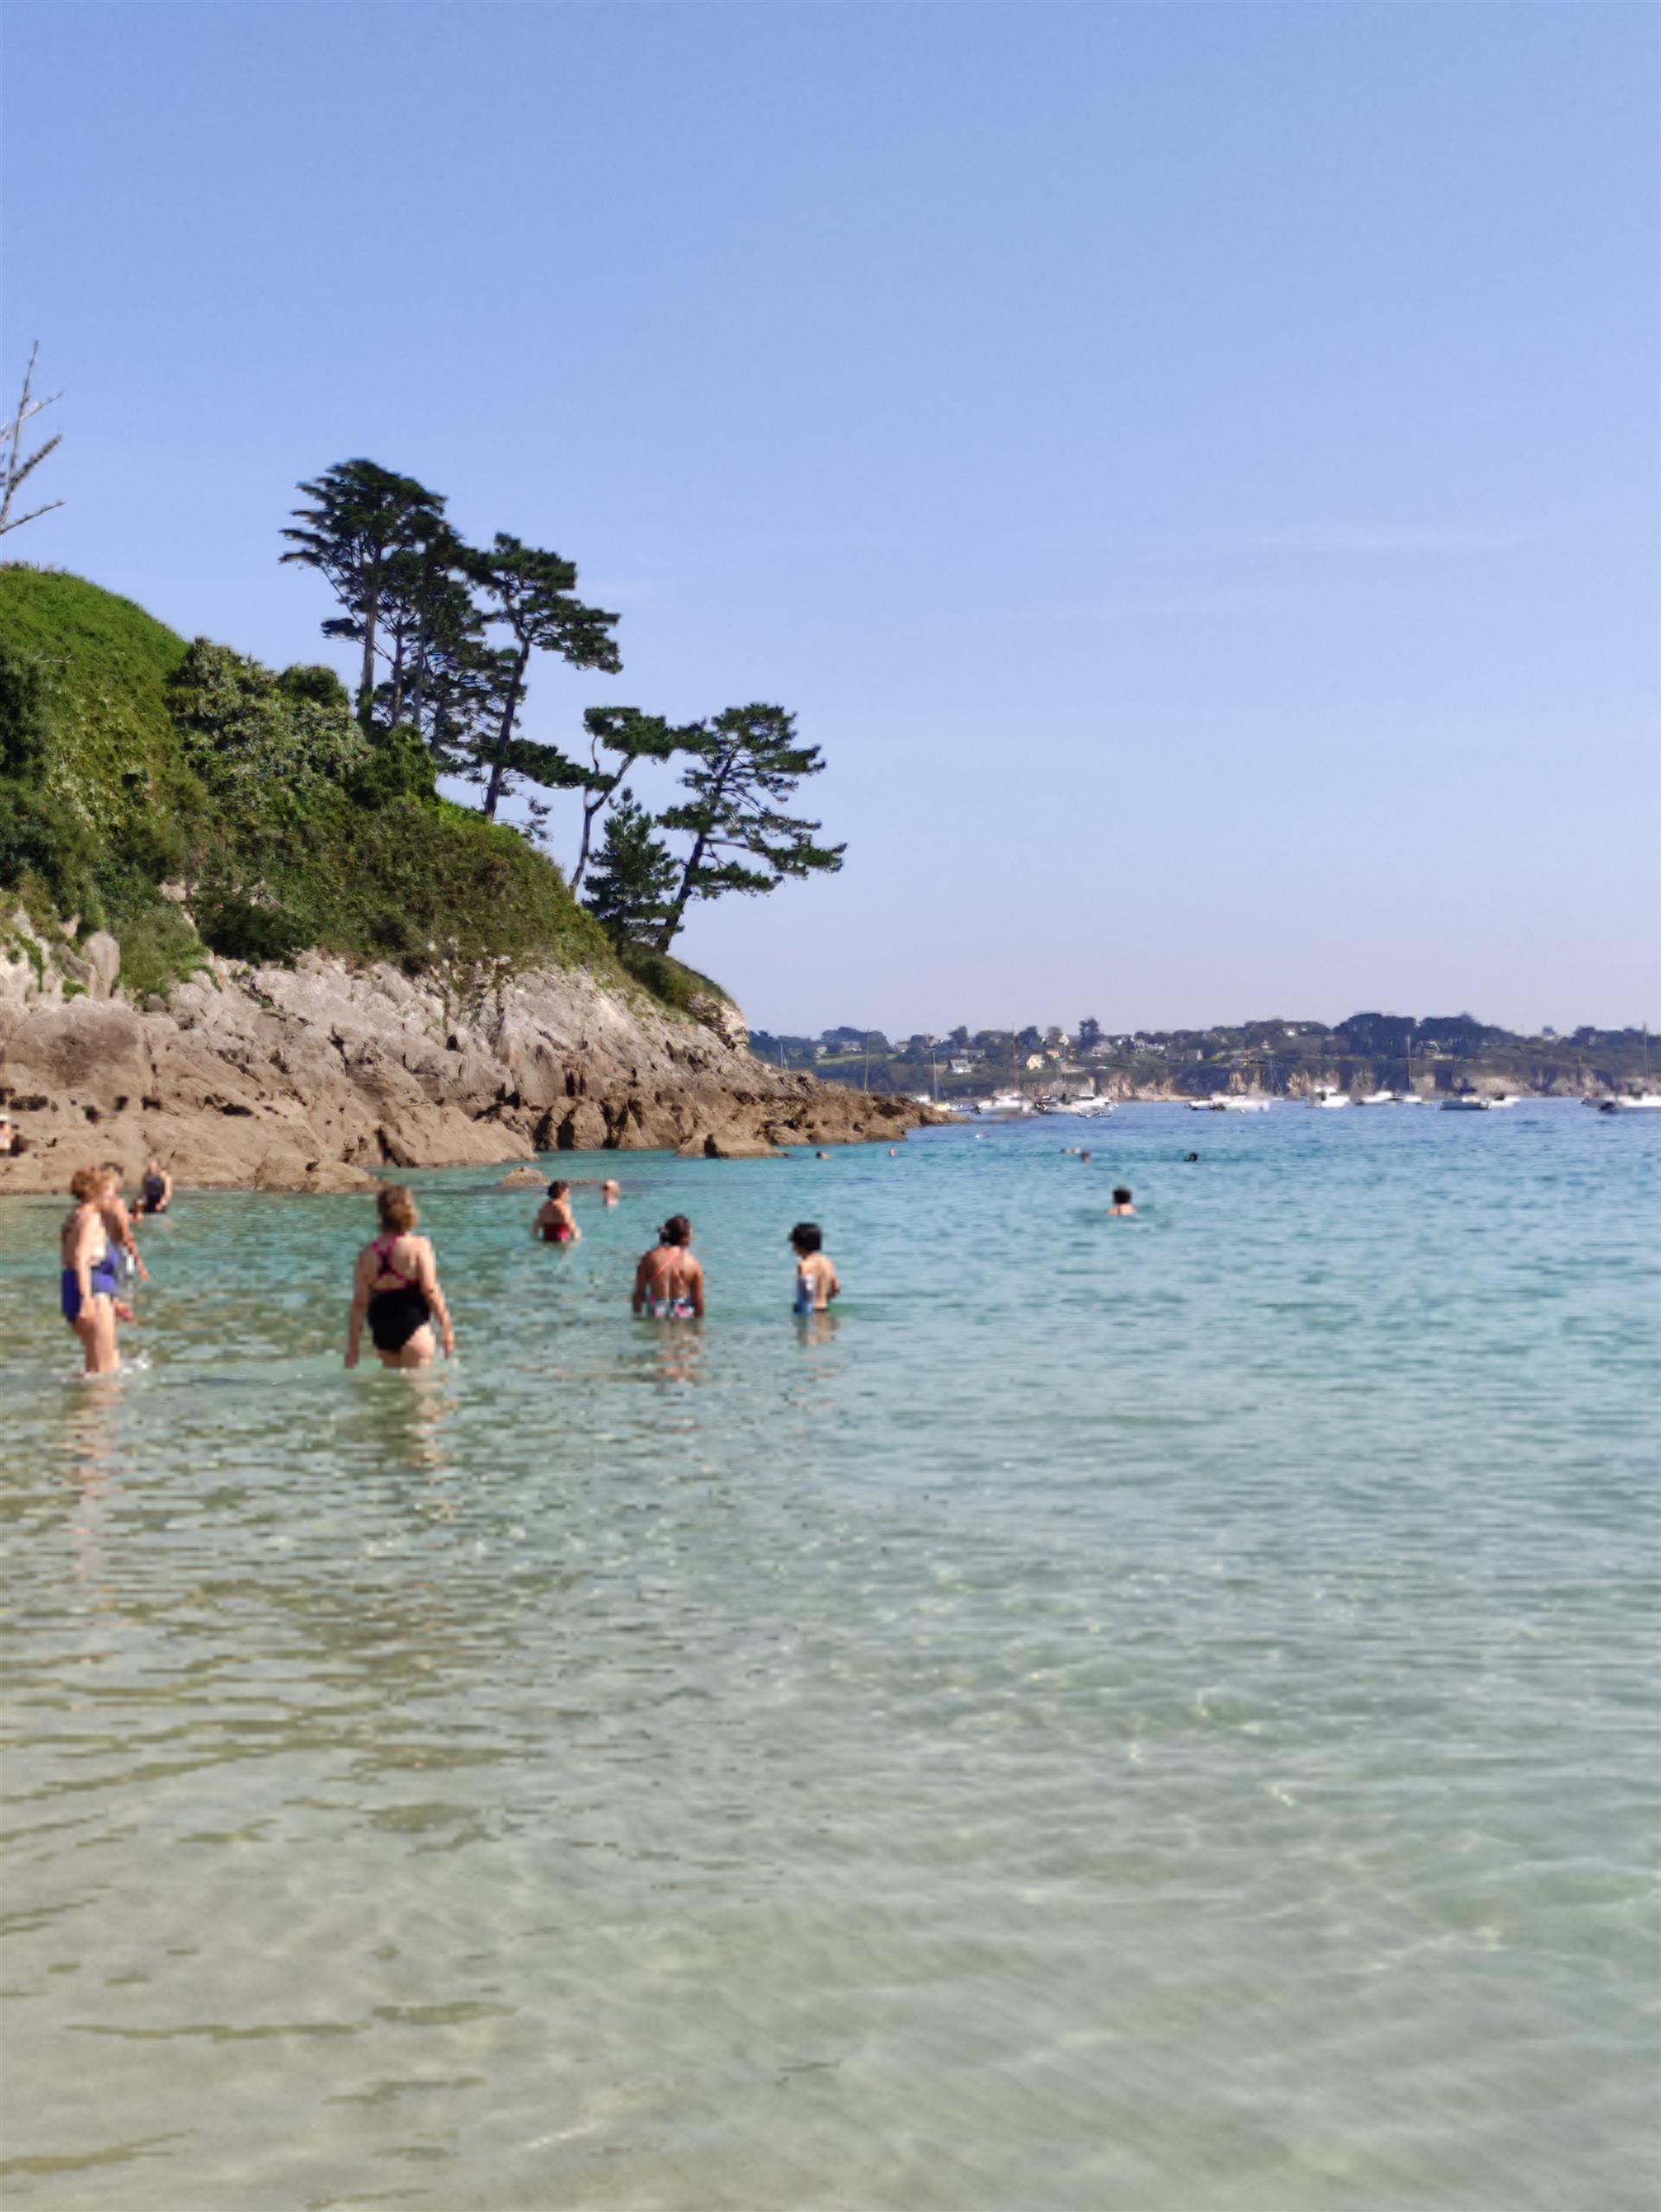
xmin=100 ymin=1164 xmax=150 ymax=1284
xmin=602 ymin=1179 xmax=621 ymax=1207
xmin=815 ymin=1150 xmax=830 ymax=1160
xmin=789 ymin=1221 xmax=840 ymax=1314
xmin=1109 ymin=1185 xmax=1136 ymax=1217
xmin=633 ymin=1215 xmax=704 ymax=1321
xmin=1185 ymin=1152 xmax=1199 ymax=1163
xmin=62 ymin=1164 xmax=133 ymax=1375
xmin=347 ymin=1183 xmax=455 ymax=1370
xmin=535 ymin=1179 xmax=581 ymax=1244
xmin=137 ymin=1155 xmax=173 ymax=1216
xmin=1079 ymin=1150 xmax=1092 ymax=1165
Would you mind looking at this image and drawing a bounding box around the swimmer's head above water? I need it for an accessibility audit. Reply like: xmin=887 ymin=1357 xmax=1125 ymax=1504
xmin=659 ymin=1214 xmax=693 ymax=1247
xmin=789 ymin=1222 xmax=823 ymax=1255
xmin=378 ymin=1183 xmax=419 ymax=1235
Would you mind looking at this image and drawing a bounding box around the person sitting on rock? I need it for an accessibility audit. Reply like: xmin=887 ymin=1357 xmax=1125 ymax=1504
xmin=633 ymin=1216 xmax=703 ymax=1321
xmin=0 ymin=1116 xmax=17 ymax=1158
xmin=535 ymin=1179 xmax=581 ymax=1244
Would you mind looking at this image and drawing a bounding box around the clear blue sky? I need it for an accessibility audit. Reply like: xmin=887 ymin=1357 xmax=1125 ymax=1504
xmin=5 ymin=2 xmax=1656 ymax=1036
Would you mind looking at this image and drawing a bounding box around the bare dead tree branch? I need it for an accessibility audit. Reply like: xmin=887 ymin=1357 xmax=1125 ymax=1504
xmin=0 ymin=342 xmax=64 ymax=537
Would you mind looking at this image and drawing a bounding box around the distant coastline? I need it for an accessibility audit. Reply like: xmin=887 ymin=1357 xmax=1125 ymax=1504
xmin=752 ymin=1014 xmax=1658 ymax=1106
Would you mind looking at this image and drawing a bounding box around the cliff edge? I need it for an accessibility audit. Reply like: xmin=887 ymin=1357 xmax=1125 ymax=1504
xmin=0 ymin=924 xmax=929 ymax=1195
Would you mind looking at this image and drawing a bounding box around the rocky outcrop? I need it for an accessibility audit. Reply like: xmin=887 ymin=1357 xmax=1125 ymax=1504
xmin=0 ymin=919 xmax=931 ymax=1195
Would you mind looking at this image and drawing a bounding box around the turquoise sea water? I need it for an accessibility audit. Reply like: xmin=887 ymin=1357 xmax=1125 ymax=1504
xmin=0 ymin=1103 xmax=1656 ymax=2209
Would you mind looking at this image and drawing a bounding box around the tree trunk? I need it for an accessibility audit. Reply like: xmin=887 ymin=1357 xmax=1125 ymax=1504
xmin=385 ymin=626 xmax=407 ymax=729
xmin=570 ymin=779 xmax=615 ymax=896
xmin=357 ymin=547 xmax=382 ymax=728
xmin=481 ymin=645 xmax=531 ymax=821
xmin=653 ymin=829 xmax=707 ymax=950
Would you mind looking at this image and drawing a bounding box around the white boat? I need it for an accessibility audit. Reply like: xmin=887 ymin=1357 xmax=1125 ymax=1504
xmin=1441 ymin=1095 xmax=1491 ymax=1111
xmin=973 ymin=1090 xmax=1032 ymax=1116
xmin=1354 ymin=1089 xmax=1397 ymax=1105
xmin=1041 ymin=1096 xmax=1114 ymax=1118
xmin=1310 ymin=1086 xmax=1349 ymax=1109
xmin=1214 ymin=1095 xmax=1271 ymax=1112
xmin=1598 ymin=1091 xmax=1661 ymax=1113
xmin=1487 ymin=1095 xmax=1519 ymax=1109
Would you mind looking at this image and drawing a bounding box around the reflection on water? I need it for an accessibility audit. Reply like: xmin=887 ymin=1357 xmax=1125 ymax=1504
xmin=0 ymin=1107 xmax=1656 ymax=2211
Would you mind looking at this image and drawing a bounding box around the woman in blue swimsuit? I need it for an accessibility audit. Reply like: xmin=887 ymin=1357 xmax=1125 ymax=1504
xmin=60 ymin=1163 xmax=131 ymax=1375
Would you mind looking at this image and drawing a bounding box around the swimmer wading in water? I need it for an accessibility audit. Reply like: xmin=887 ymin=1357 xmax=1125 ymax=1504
xmin=347 ymin=1185 xmax=455 ymax=1370
xmin=60 ymin=1164 xmax=135 ymax=1374
xmin=633 ymin=1215 xmax=704 ymax=1320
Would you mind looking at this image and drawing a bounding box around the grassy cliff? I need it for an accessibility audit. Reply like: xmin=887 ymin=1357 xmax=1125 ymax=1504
xmin=0 ymin=566 xmax=716 ymax=1009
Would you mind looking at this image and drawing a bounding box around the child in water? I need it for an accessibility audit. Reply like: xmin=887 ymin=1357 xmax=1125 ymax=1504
xmin=633 ymin=1216 xmax=704 ymax=1320
xmin=535 ymin=1179 xmax=581 ymax=1243
xmin=790 ymin=1222 xmax=840 ymax=1313
xmin=1109 ymin=1186 xmax=1136 ymax=1217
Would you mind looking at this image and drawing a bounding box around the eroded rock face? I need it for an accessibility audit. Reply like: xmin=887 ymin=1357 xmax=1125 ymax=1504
xmin=0 ymin=926 xmax=936 ymax=1195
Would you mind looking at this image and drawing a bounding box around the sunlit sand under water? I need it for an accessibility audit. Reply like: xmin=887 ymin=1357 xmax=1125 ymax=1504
xmin=0 ymin=1103 xmax=1655 ymax=2209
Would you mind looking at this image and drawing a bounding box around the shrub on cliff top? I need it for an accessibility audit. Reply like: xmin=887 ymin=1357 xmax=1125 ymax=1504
xmin=0 ymin=564 xmax=652 ymax=996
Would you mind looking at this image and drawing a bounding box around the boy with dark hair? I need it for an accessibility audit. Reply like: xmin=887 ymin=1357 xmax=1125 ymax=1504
xmin=789 ymin=1222 xmax=840 ymax=1313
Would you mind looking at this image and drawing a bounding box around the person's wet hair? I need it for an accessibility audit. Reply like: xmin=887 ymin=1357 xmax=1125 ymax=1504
xmin=660 ymin=1214 xmax=692 ymax=1246
xmin=549 ymin=1179 xmax=570 ymax=1198
xmin=1112 ymin=1186 xmax=1132 ymax=1206
xmin=377 ymin=1184 xmax=419 ymax=1234
xmin=70 ymin=1163 xmax=105 ymax=1203
xmin=791 ymin=1222 xmax=823 ymax=1254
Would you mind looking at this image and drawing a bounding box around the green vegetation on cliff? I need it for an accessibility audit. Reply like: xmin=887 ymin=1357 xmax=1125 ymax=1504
xmin=0 ymin=566 xmax=718 ymax=1010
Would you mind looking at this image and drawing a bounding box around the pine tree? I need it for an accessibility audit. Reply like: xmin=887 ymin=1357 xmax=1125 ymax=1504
xmin=468 ymin=535 xmax=621 ymax=821
xmin=652 ymin=704 xmax=844 ymax=950
xmin=569 ymin=707 xmax=694 ymax=894
xmin=583 ymin=794 xmax=678 ymax=942
xmin=281 ymin=461 xmax=446 ymax=725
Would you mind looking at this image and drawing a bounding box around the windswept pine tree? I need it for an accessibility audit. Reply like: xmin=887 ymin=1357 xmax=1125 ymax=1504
xmin=653 ymin=705 xmax=844 ymax=950
xmin=583 ymin=793 xmax=679 ymax=944
xmin=468 ymin=536 xmax=621 ymax=822
xmin=281 ymin=461 xmax=447 ymax=725
xmin=568 ymin=707 xmax=693 ymax=894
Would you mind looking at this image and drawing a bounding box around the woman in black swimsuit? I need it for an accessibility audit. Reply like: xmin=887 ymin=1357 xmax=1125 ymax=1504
xmin=137 ymin=1156 xmax=172 ymax=1216
xmin=346 ymin=1185 xmax=455 ymax=1370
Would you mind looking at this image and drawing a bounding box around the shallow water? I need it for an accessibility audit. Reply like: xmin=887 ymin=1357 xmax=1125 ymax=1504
xmin=1 ymin=1103 xmax=1656 ymax=2209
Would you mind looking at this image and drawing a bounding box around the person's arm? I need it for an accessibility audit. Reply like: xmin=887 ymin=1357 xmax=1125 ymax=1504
xmin=825 ymin=1262 xmax=840 ymax=1304
xmin=109 ymin=1198 xmax=150 ymax=1281
xmin=160 ymin=1172 xmax=174 ymax=1208
xmin=633 ymin=1255 xmax=649 ymax=1315
xmin=346 ymin=1250 xmax=370 ymax=1368
xmin=73 ymin=1212 xmax=96 ymax=1317
xmin=416 ymin=1239 xmax=455 ymax=1357
xmin=533 ymin=1202 xmax=551 ymax=1239
xmin=689 ymin=1257 xmax=705 ymax=1319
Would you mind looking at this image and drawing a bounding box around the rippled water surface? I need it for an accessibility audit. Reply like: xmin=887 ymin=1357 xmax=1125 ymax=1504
xmin=2 ymin=1104 xmax=1657 ymax=2209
